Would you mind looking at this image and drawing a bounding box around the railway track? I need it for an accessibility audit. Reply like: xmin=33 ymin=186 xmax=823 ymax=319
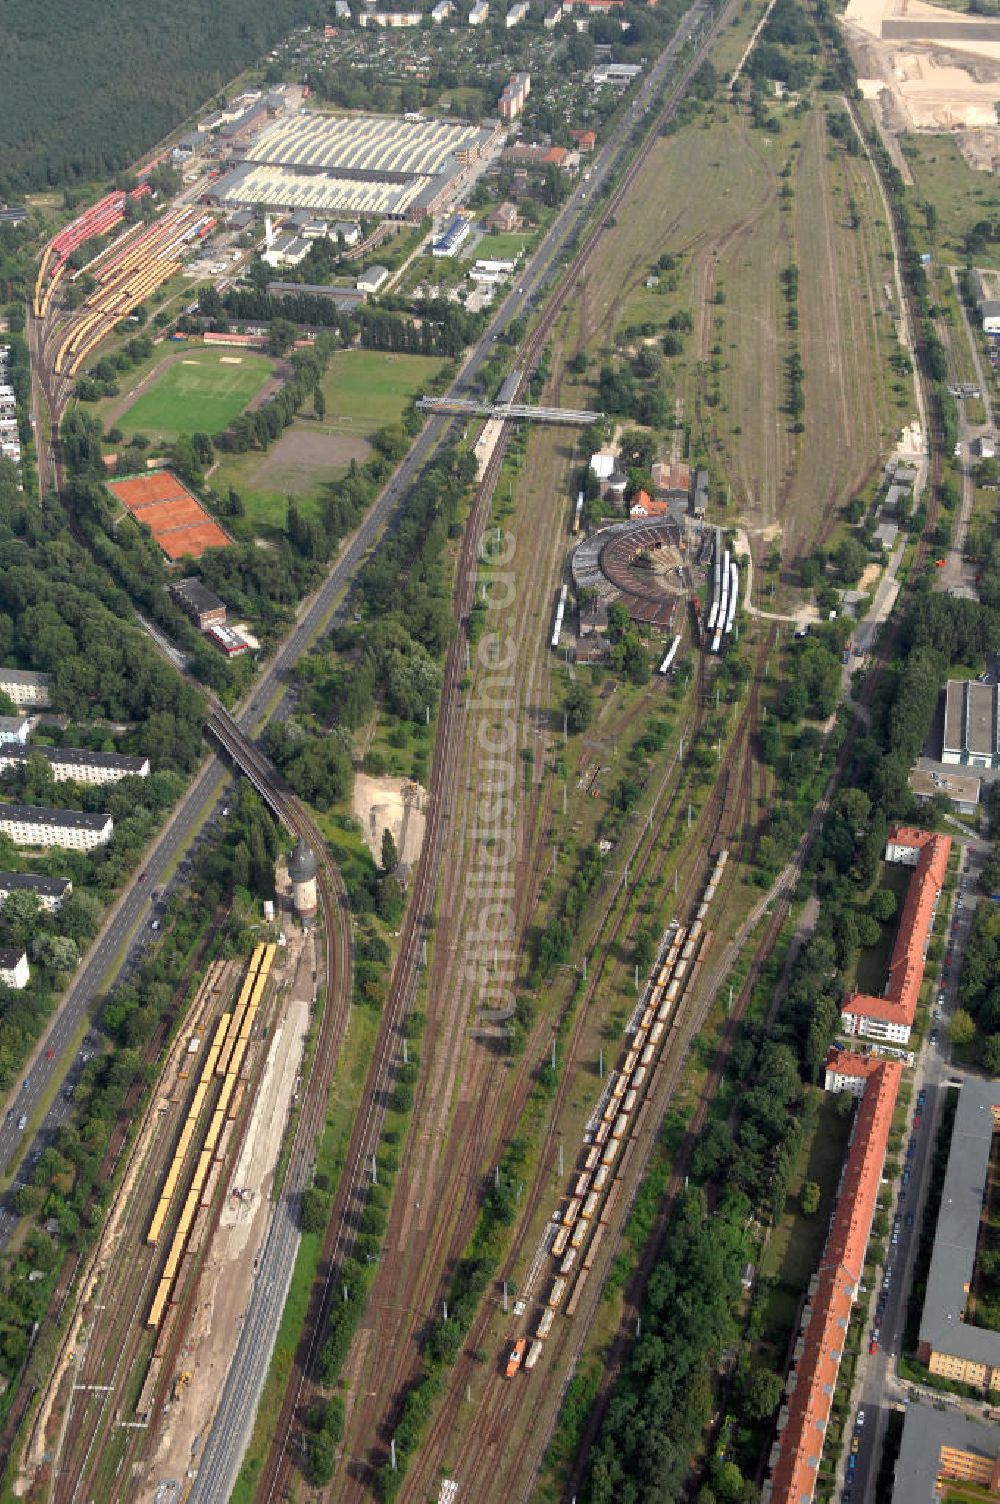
xmin=39 ymin=712 xmax=352 ymax=1502
xmin=401 ymin=632 xmax=770 ymax=1501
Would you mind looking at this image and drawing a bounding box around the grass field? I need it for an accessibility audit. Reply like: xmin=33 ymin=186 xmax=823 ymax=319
xmin=115 ymin=347 xmax=276 ymax=441
xmin=901 ymin=134 xmax=1000 ymax=266
xmin=319 ymin=349 xmax=445 ymax=433
xmin=210 ymin=349 xmax=445 ymax=536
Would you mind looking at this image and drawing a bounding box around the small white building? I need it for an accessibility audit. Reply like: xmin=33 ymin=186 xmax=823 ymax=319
xmin=0 ymin=948 xmax=29 ymax=990
xmin=544 ymin=4 xmax=563 ymax=25
xmin=506 ymin=1 xmax=529 ymax=24
xmin=262 ymin=232 xmax=312 ymax=269
xmin=0 ymin=717 xmax=29 ymax=747
xmin=432 ymin=0 xmax=453 ymax=18
xmin=331 ymin=220 xmax=361 ymax=247
xmin=469 ymin=0 xmax=489 ymax=21
xmin=356 ymin=264 xmax=389 ymax=294
xmin=0 ymin=669 xmax=51 ymax=708
xmin=335 ymin=0 xmax=351 ymax=14
xmin=0 ymin=803 xmax=113 ymax=851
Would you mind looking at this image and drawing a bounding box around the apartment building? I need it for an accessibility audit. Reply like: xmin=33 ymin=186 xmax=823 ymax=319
xmin=894 ymin=1402 xmax=1000 ymax=1500
xmin=0 ymin=803 xmax=113 ymax=850
xmin=0 ymin=743 xmax=150 ymax=786
xmin=840 ymin=827 xmax=950 ymax=1045
xmin=0 ymin=668 xmax=51 ymax=707
xmin=0 ymin=948 xmax=29 ymax=990
xmin=0 ymin=870 xmax=72 ymax=912
xmin=918 ymin=1079 xmax=1000 ymax=1388
xmin=763 ymin=1060 xmax=902 ymax=1504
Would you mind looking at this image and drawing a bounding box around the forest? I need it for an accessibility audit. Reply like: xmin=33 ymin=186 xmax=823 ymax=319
xmin=0 ymin=0 xmax=317 ymax=194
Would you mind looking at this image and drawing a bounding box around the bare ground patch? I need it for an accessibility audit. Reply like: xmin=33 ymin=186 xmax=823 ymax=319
xmin=252 ymin=423 xmax=372 ymax=491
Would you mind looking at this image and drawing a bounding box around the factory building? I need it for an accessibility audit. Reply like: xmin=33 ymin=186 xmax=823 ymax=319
xmin=0 ymin=743 xmax=150 ymax=786
xmin=0 ymin=803 xmax=113 ymax=851
xmin=942 ymin=679 xmax=1000 ymax=768
xmin=431 ymin=217 xmax=471 ymax=257
xmin=0 ymin=668 xmax=51 ymax=707
xmin=207 ymin=113 xmax=499 ymax=223
xmin=0 ymin=870 xmax=72 ymax=913
xmin=0 ymin=948 xmax=29 ymax=990
xmin=170 ymin=577 xmax=227 ymax=631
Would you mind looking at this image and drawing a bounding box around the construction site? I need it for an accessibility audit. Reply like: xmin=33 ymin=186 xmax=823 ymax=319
xmin=23 ymin=918 xmax=318 ymax=1504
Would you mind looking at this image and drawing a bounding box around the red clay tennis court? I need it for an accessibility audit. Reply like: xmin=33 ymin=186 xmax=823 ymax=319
xmin=107 ymin=470 xmax=230 ymax=560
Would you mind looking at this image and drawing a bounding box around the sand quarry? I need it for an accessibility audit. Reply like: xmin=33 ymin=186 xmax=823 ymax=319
xmin=352 ymin=772 xmax=427 ymax=869
xmin=845 ymin=0 xmax=1000 ymax=161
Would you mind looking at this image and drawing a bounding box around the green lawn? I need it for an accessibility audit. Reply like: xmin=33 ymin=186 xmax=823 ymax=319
xmin=318 ymin=349 xmax=446 ymax=434
xmin=477 ymin=231 xmax=533 ymax=263
xmin=116 ymin=347 xmax=276 ymax=441
xmin=761 ymin=1093 xmax=852 ymax=1340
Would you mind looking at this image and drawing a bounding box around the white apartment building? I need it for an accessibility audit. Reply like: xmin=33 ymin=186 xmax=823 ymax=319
xmin=0 ymin=870 xmax=72 ymax=912
xmin=0 ymin=669 xmax=51 ymax=707
xmin=0 ymin=803 xmax=113 ymax=850
xmin=0 ymin=744 xmax=150 ymax=786
xmin=0 ymin=948 xmax=29 ymax=990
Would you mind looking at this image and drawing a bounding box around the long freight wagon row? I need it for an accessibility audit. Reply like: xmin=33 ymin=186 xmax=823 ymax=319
xmin=146 ymin=943 xmax=275 ymax=1330
xmin=33 ymin=184 xmax=150 ymax=319
xmin=507 ymin=851 xmax=729 ymax=1375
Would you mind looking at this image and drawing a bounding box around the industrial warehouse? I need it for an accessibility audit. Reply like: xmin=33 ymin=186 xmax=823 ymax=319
xmin=207 ymin=113 xmax=501 ymax=221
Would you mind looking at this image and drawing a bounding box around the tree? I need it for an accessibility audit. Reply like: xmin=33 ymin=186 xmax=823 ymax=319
xmin=800 ymin=1180 xmax=821 ymax=1216
xmin=564 ymin=679 xmax=593 ymax=734
xmin=743 ymin=1364 xmax=784 ymax=1420
xmin=871 ymin=887 xmax=898 ymax=923
xmin=381 ymin=827 xmax=399 ymax=874
xmin=313 ymin=385 xmax=326 ymax=421
xmin=268 ymin=318 xmax=298 ymax=357
xmin=950 ymin=1008 xmax=976 ymax=1048
xmin=300 ymin=1185 xmax=331 ymax=1235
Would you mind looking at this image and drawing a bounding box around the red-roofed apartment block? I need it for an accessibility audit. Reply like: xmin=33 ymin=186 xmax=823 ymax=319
xmin=823 ymin=1048 xmax=885 ymax=1098
xmin=763 ymin=1059 xmax=902 ymax=1504
xmin=840 ymin=826 xmax=950 ymax=1045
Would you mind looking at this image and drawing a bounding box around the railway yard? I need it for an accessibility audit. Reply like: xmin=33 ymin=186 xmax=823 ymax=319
xmin=0 ymin=0 xmax=983 ymax=1493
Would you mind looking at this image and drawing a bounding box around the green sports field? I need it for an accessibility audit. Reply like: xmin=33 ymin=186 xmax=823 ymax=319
xmin=116 ymin=347 xmax=276 ymax=440
xmin=319 ymin=350 xmax=446 ymax=434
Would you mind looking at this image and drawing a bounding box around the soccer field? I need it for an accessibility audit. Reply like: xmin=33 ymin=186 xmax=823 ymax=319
xmin=116 ymin=348 xmax=276 ymax=440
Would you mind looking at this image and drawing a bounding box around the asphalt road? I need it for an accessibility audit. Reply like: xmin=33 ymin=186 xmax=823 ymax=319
xmin=843 ymin=842 xmax=982 ymax=1504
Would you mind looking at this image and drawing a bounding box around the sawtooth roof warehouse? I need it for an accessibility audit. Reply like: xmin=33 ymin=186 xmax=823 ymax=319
xmin=207 ymin=114 xmax=501 ymax=222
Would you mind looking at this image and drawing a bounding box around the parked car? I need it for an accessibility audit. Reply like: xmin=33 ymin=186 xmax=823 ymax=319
xmin=857 ymin=1410 xmax=866 ymax=1428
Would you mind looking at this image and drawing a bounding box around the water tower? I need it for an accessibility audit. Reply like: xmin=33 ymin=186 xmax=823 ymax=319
xmin=287 ymin=837 xmax=318 ymax=927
